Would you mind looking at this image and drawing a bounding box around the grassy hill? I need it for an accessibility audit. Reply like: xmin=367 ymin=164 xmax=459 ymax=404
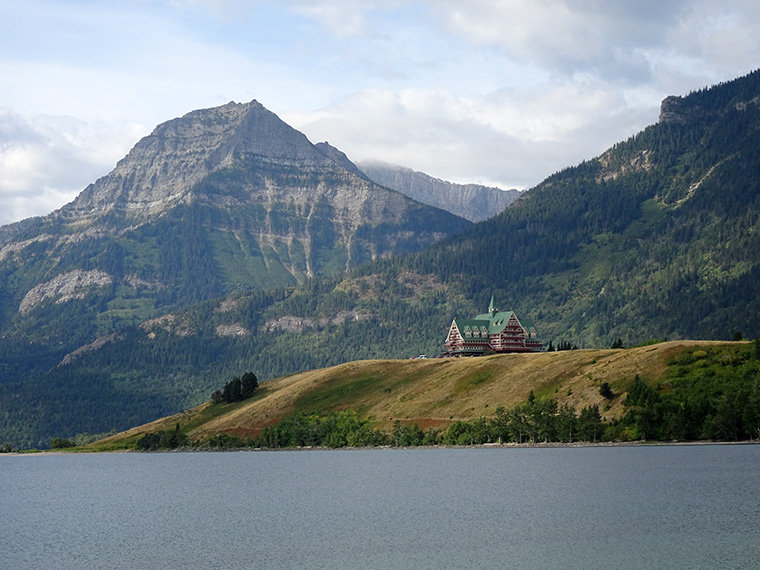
xmin=92 ymin=340 xmax=753 ymax=449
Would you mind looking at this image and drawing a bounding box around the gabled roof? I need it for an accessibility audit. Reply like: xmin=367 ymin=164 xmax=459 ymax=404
xmin=452 ymin=318 xmax=490 ymax=334
xmin=454 ymin=310 xmax=518 ymax=336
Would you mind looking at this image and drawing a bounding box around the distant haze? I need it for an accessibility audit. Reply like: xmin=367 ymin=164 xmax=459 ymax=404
xmin=357 ymin=161 xmax=520 ymax=222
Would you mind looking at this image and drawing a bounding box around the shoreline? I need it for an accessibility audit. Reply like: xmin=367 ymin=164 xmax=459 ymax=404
xmin=2 ymin=438 xmax=757 ymax=456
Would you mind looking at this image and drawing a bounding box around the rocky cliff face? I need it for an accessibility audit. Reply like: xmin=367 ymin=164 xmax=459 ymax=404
xmin=658 ymin=95 xmax=692 ymax=124
xmin=314 ymin=141 xmax=369 ymax=179
xmin=46 ymin=101 xmax=463 ymax=253
xmin=62 ymin=101 xmax=334 ymax=218
xmin=0 ymin=99 xmax=470 ymax=335
xmin=356 ymin=161 xmax=520 ymax=222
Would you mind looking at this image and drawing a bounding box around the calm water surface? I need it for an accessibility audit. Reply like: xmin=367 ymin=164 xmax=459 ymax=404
xmin=2 ymin=445 xmax=759 ymax=569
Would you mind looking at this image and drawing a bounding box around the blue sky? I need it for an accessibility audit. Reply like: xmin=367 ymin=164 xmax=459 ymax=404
xmin=1 ymin=0 xmax=759 ymax=225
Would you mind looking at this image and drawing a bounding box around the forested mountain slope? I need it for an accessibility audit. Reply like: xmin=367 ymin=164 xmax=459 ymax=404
xmin=4 ymin=70 xmax=760 ymax=449
xmin=407 ymin=69 xmax=760 ymax=345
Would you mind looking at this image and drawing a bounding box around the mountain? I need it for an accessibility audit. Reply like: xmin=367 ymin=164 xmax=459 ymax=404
xmin=356 ymin=160 xmax=520 ymax=222
xmin=313 ymin=141 xmax=369 ymax=179
xmin=4 ymin=70 xmax=760 ymax=449
xmin=406 ymin=70 xmax=760 ymax=345
xmin=1 ymin=101 xmax=469 ymax=294
xmin=0 ymin=100 xmax=470 ymax=334
xmin=0 ymin=100 xmax=471 ymax=448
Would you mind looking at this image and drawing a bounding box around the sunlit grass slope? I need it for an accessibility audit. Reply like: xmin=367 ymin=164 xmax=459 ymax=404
xmin=93 ymin=340 xmax=730 ymax=449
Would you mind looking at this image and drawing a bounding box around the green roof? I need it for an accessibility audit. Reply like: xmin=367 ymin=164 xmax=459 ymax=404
xmin=454 ymin=310 xmax=518 ymax=336
xmin=453 ymin=299 xmax=539 ymax=338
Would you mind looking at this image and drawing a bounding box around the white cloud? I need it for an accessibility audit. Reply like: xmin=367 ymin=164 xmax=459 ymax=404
xmin=0 ymin=109 xmax=143 ymax=225
xmin=1 ymin=0 xmax=759 ymax=225
xmin=287 ymin=78 xmax=660 ymax=190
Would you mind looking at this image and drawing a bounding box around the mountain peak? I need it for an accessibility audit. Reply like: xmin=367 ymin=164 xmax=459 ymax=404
xmin=61 ymin=99 xmax=329 ymax=218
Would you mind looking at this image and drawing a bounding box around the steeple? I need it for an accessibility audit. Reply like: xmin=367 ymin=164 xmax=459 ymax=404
xmin=488 ymin=295 xmax=496 ymax=317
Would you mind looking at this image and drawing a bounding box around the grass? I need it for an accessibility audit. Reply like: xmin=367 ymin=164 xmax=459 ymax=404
xmin=455 ymin=369 xmax=496 ymax=392
xmin=92 ymin=340 xmax=736 ymax=449
xmin=293 ymin=373 xmax=383 ymax=413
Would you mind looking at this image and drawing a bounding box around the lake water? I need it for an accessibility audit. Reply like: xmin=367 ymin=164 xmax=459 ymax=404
xmin=2 ymin=445 xmax=758 ymax=569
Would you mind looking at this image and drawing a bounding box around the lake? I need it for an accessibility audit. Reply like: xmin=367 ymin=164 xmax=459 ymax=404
xmin=2 ymin=445 xmax=758 ymax=569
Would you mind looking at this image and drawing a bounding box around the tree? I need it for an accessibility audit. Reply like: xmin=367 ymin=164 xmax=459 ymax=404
xmin=599 ymin=382 xmax=614 ymax=400
xmin=218 ymin=371 xmax=258 ymax=404
xmin=240 ymin=372 xmax=259 ymax=399
xmin=508 ymin=405 xmax=526 ymax=443
xmin=136 ymin=424 xmax=188 ymax=450
xmin=610 ymin=338 xmax=624 ymax=349
xmin=443 ymin=421 xmax=470 ymax=445
xmin=222 ymin=377 xmax=242 ymax=403
xmin=556 ymin=403 xmax=577 ymax=443
xmin=578 ymin=405 xmax=603 ymax=442
xmin=493 ymin=406 xmax=510 ymax=443
xmin=625 ymin=375 xmax=659 ymax=407
xmin=50 ymin=437 xmax=75 ymax=449
xmin=535 ymin=399 xmax=558 ymax=443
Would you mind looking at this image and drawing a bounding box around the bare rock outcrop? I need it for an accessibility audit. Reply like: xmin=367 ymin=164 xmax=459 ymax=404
xmin=59 ymin=333 xmax=123 ymax=366
xmin=19 ymin=269 xmax=113 ymax=313
xmin=216 ymin=323 xmax=250 ymax=337
xmin=262 ymin=310 xmax=371 ymax=333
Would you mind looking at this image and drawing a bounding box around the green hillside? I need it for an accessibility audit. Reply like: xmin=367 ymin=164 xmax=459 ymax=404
xmin=411 ymin=70 xmax=760 ymax=344
xmin=90 ymin=340 xmax=760 ymax=451
xmin=4 ymin=71 xmax=760 ymax=449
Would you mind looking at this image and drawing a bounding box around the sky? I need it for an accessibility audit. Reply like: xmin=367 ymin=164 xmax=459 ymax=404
xmin=1 ymin=0 xmax=759 ymax=226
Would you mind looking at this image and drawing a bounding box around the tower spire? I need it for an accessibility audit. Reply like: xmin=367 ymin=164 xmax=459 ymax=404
xmin=488 ymin=295 xmax=496 ymax=316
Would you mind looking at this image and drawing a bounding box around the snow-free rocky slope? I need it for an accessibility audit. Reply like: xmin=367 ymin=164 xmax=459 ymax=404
xmin=0 ymin=100 xmax=470 ymax=325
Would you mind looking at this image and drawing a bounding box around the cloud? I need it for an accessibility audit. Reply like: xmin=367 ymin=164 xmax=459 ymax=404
xmin=0 ymin=109 xmax=143 ymax=225
xmin=281 ymin=0 xmax=760 ymax=190
xmin=435 ymin=1 xmax=680 ymax=77
xmin=438 ymin=0 xmax=760 ymax=85
xmin=1 ymin=0 xmax=760 ymax=225
xmin=287 ymin=77 xmax=660 ymax=190
xmin=281 ymin=1 xmax=760 ymax=88
xmin=291 ymin=1 xmax=374 ymax=38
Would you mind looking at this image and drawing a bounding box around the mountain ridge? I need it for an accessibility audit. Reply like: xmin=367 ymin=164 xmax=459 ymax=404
xmin=61 ymin=101 xmax=328 ymax=218
xmin=357 ymin=160 xmax=520 ymax=222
